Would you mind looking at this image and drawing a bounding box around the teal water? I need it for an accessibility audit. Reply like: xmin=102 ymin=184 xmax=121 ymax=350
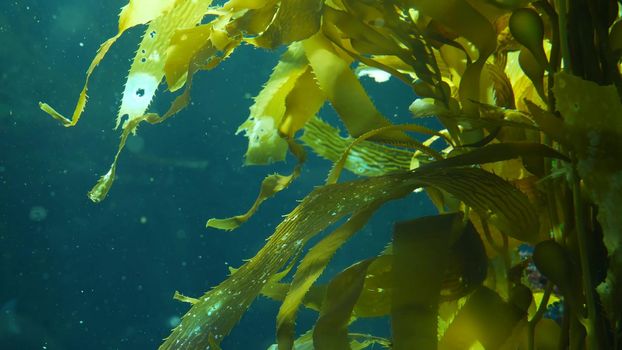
xmin=0 ymin=1 xmax=435 ymax=348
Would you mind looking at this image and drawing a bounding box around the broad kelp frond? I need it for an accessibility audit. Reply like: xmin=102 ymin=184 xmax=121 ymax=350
xmin=43 ymin=0 xmax=622 ymax=348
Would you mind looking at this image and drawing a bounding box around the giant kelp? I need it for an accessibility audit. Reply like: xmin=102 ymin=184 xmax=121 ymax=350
xmin=42 ymin=0 xmax=622 ymax=349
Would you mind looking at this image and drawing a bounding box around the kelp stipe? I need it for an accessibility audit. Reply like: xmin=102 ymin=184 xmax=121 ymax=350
xmin=42 ymin=0 xmax=622 ymax=349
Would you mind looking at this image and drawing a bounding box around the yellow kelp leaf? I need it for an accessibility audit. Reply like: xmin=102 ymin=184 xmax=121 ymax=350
xmin=39 ymin=0 xmax=176 ymax=126
xmin=88 ymin=80 xmax=195 ymax=202
xmin=313 ymin=259 xmax=374 ymax=350
xmin=160 ymin=167 xmax=533 ymax=348
xmin=300 ymin=117 xmax=413 ymax=177
xmin=250 ymin=0 xmax=322 ymax=48
xmin=276 ymin=205 xmax=383 ymax=350
xmin=164 ymin=24 xmax=213 ymax=91
xmin=439 ymin=287 xmax=526 ymax=350
xmin=159 ymin=173 xmax=417 ymax=349
xmin=207 ymin=140 xmax=306 ymax=230
xmin=237 ymin=42 xmax=309 ymax=164
xmin=406 ymin=0 xmax=496 ymax=110
xmin=303 ymin=33 xmax=409 ymax=141
xmin=279 ymin=69 xmax=325 ymax=137
xmin=116 ymin=0 xmax=212 ymax=129
xmin=391 ymin=214 xmax=459 ymax=350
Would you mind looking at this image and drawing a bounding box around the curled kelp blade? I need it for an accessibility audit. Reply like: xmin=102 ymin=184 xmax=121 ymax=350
xmin=39 ymin=0 xmax=177 ymax=127
xmin=207 ymin=140 xmax=306 ymax=230
xmin=161 ymin=167 xmax=535 ymax=348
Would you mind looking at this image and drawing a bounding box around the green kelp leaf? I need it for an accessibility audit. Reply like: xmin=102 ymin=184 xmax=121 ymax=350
xmin=277 ymin=204 xmax=383 ymax=350
xmin=303 ymin=33 xmax=410 ymax=142
xmin=439 ymin=287 xmax=527 ymax=349
xmin=237 ymin=42 xmax=309 ymax=165
xmin=391 ymin=214 xmax=461 ymax=350
xmin=250 ymin=0 xmax=322 ymax=48
xmin=553 ymin=72 xmax=622 ymax=332
xmin=207 ymin=140 xmax=306 ymax=230
xmin=424 ymin=142 xmax=568 ymax=170
xmin=267 ymin=330 xmax=391 ymax=350
xmin=39 ymin=0 xmax=178 ymax=127
xmin=416 ymin=167 xmax=540 ymax=243
xmin=509 ymin=8 xmax=547 ymax=68
xmin=160 ymin=167 xmax=535 ymax=349
xmin=524 ymin=100 xmax=566 ymax=145
xmin=300 ymin=117 xmax=414 ymax=177
xmin=532 ymin=240 xmax=582 ymax=314
xmin=313 ymin=259 xmax=374 ymax=350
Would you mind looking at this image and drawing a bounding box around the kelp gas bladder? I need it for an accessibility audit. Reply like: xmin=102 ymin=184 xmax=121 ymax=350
xmin=42 ymin=0 xmax=622 ymax=349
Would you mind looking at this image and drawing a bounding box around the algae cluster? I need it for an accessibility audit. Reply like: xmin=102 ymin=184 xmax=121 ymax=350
xmin=42 ymin=0 xmax=622 ymax=349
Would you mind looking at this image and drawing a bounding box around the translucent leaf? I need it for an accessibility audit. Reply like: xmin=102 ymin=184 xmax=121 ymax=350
xmin=160 ymin=167 xmax=534 ymax=348
xmin=237 ymin=42 xmax=309 ymax=164
xmin=39 ymin=0 xmax=178 ymax=127
xmin=313 ymin=259 xmax=375 ymax=350
xmin=277 ymin=205 xmax=381 ymax=350
xmin=250 ymin=0 xmax=322 ymax=48
xmin=391 ymin=214 xmax=459 ymax=350
xmin=303 ymin=33 xmax=410 ymax=141
xmin=300 ymin=117 xmax=413 ymax=177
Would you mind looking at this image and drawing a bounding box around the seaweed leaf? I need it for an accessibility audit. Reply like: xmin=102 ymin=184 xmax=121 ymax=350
xmin=160 ymin=166 xmax=536 ymax=348
xmin=313 ymin=259 xmax=375 ymax=350
xmin=207 ymin=140 xmax=306 ymax=230
xmin=39 ymin=0 xmax=179 ymax=127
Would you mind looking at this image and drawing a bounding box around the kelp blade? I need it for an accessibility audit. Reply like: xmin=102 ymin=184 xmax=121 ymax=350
xmin=160 ymin=167 xmax=535 ymax=348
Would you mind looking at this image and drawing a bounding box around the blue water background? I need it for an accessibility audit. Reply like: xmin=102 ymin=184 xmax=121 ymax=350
xmin=0 ymin=1 xmax=437 ymax=348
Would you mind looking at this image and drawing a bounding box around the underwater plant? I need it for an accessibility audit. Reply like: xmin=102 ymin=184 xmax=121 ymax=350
xmin=41 ymin=0 xmax=622 ymax=349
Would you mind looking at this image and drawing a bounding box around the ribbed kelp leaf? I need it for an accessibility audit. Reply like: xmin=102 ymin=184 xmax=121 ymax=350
xmin=391 ymin=214 xmax=461 ymax=350
xmin=313 ymin=259 xmax=374 ymax=350
xmin=326 ymin=124 xmax=447 ymax=184
xmin=250 ymin=0 xmax=323 ymax=48
xmin=277 ymin=205 xmax=382 ymax=350
xmin=300 ymin=117 xmax=413 ymax=177
xmin=116 ymin=0 xmax=213 ymax=129
xmin=267 ymin=330 xmax=391 ymax=350
xmin=416 ymin=167 xmax=539 ymax=242
xmin=207 ymin=141 xmax=306 ymax=230
xmin=237 ymin=42 xmax=309 ymax=164
xmin=39 ymin=0 xmax=177 ymax=127
xmin=303 ymin=33 xmax=409 ymax=141
xmin=160 ymin=167 xmax=535 ymax=349
xmin=439 ymin=287 xmax=527 ymax=349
